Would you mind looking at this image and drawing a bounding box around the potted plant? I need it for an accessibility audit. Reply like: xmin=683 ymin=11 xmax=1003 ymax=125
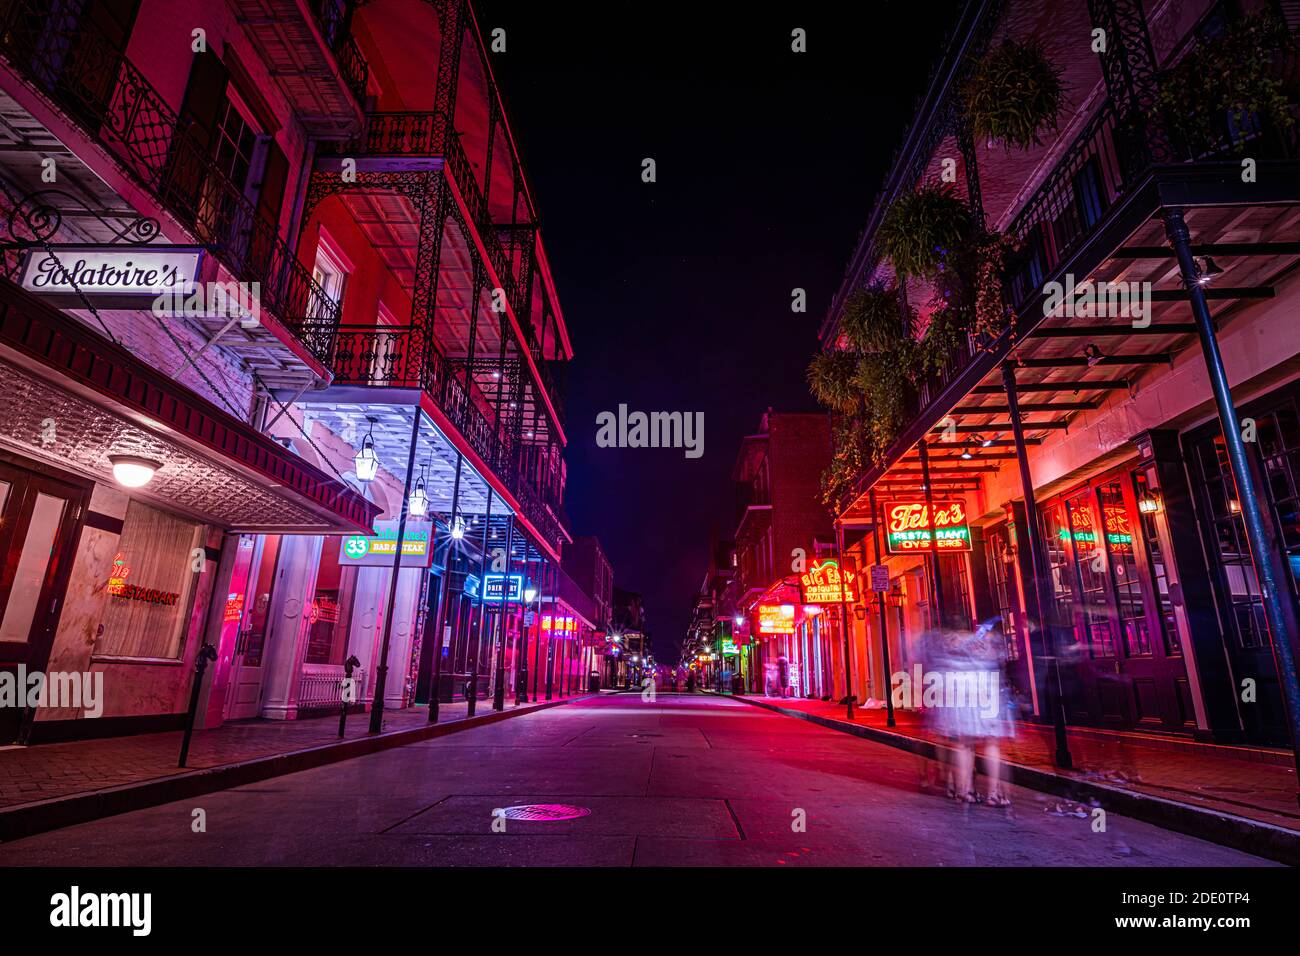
xmin=878 ymin=184 xmax=972 ymax=280
xmin=961 ymin=38 xmax=1065 ymax=150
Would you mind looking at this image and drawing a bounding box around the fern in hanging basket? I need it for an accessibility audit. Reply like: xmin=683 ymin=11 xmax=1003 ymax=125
xmin=839 ymin=284 xmax=911 ymax=353
xmin=806 ymin=351 xmax=861 ymax=415
xmin=878 ymin=185 xmax=972 ymax=280
xmin=962 ymin=39 xmax=1065 ymax=150
xmin=1152 ymin=13 xmax=1295 ymax=155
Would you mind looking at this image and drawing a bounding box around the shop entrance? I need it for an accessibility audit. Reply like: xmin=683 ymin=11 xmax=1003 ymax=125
xmin=0 ymin=457 xmax=88 ymax=744
xmin=226 ymin=534 xmax=282 ymax=720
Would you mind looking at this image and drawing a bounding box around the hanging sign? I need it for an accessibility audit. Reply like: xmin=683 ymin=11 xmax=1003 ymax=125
xmin=757 ymin=604 xmax=796 ymax=635
xmin=338 ymin=520 xmax=433 ymax=568
xmin=482 ymin=573 xmax=523 ymax=602
xmin=18 ymin=245 xmax=203 ymax=305
xmin=883 ymin=500 xmax=972 ymax=553
xmin=798 ymin=559 xmax=860 ymax=604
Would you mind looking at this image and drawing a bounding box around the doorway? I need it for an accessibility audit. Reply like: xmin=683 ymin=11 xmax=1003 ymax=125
xmin=0 ymin=458 xmax=89 ymax=743
xmin=226 ymin=534 xmax=281 ymax=720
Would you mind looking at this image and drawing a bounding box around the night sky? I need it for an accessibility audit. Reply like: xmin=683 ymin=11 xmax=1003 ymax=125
xmin=479 ymin=1 xmax=962 ymax=657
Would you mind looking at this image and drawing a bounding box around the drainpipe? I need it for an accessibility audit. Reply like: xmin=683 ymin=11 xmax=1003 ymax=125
xmin=917 ymin=438 xmax=948 ymax=630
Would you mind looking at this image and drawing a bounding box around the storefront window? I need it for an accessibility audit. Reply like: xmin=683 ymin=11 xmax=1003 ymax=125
xmin=984 ymin=525 xmax=1020 ymax=660
xmin=1039 ymin=501 xmax=1078 ymax=647
xmin=304 ymin=539 xmax=355 ymax=666
xmin=94 ymin=500 xmax=203 ymax=660
xmin=1134 ymin=469 xmax=1181 ymax=656
xmin=1097 ymin=481 xmax=1150 ymax=656
xmin=1064 ymin=490 xmax=1118 ymax=658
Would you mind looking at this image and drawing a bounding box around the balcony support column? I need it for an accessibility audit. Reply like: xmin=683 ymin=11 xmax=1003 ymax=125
xmin=868 ymin=490 xmax=896 ymax=727
xmin=466 ymin=489 xmax=494 ymax=716
xmin=1163 ymin=207 xmax=1300 ymax=799
xmin=517 ymin=552 xmax=533 ymax=704
xmin=492 ymin=516 xmax=515 ymax=711
xmin=916 ymin=438 xmax=949 ymax=630
xmin=370 ymin=409 xmax=423 ymax=734
xmin=431 ymin=0 xmax=466 ymax=150
xmin=1002 ymin=361 xmax=1073 ymax=768
xmin=956 ymin=116 xmax=985 ymax=232
xmin=428 ymin=451 xmax=463 ymax=723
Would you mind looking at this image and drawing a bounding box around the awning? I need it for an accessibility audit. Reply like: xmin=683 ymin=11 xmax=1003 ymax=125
xmin=0 ymin=276 xmax=378 ymax=533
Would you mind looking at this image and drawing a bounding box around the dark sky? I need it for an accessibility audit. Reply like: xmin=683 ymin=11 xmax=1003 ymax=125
xmin=478 ymin=1 xmax=962 ymax=657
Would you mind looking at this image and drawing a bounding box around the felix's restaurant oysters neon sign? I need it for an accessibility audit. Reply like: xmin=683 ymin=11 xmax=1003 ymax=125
xmin=884 ymin=500 xmax=972 ymax=553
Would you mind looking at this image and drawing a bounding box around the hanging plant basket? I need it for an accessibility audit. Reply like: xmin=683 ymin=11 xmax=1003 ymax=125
xmin=806 ymin=351 xmax=861 ymax=415
xmin=839 ymin=283 xmax=912 ymax=353
xmin=961 ymin=39 xmax=1065 ymax=150
xmin=1152 ymin=13 xmax=1296 ymax=156
xmin=878 ymin=185 xmax=972 ymax=280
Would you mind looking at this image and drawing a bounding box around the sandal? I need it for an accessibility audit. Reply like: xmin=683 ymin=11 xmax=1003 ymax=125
xmin=986 ymin=793 xmax=1012 ymax=808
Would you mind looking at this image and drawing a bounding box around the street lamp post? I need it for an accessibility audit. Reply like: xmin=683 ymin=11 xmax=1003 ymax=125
xmin=369 ymin=410 xmax=422 ymax=735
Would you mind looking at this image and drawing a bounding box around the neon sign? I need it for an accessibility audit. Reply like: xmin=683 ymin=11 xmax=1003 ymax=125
xmin=482 ymin=573 xmax=523 ymax=602
xmin=106 ymin=552 xmax=131 ymax=595
xmin=105 ymin=552 xmax=180 ymax=606
xmin=1062 ymin=505 xmax=1133 ymax=548
xmin=884 ymin=500 xmax=972 ymax=553
xmin=757 ymin=604 xmax=796 ymax=635
xmin=799 ymin=559 xmax=859 ymax=604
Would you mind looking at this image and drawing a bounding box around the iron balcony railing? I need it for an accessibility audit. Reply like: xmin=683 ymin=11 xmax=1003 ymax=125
xmin=329 ymin=111 xmax=527 ymax=321
xmin=330 ymin=322 xmax=567 ymax=548
xmin=0 ymin=0 xmax=340 ymax=363
xmin=310 ymin=0 xmax=369 ymax=104
xmin=907 ymin=88 xmax=1298 ymax=419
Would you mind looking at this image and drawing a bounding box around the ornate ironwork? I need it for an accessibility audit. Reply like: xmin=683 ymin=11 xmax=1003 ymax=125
xmin=3 ymin=188 xmax=162 ymax=246
xmin=0 ymin=0 xmax=340 ymax=363
xmin=310 ymin=0 xmax=370 ymax=103
xmin=1086 ymin=0 xmax=1175 ymax=170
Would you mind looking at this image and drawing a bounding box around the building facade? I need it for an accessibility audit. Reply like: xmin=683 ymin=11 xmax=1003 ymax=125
xmin=0 ymin=0 xmax=574 ymax=741
xmin=815 ymin=0 xmax=1300 ymax=751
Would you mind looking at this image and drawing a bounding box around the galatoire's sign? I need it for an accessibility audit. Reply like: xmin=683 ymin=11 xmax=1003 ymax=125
xmin=799 ymin=558 xmax=859 ymax=605
xmin=884 ymin=500 xmax=972 ymax=553
xmin=18 ymin=244 xmax=203 ymax=304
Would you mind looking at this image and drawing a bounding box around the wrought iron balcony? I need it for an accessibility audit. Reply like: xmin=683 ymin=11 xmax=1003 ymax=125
xmin=327 ymin=111 xmax=527 ymax=320
xmin=330 ymin=322 xmax=566 ymax=548
xmin=0 ymin=0 xmax=340 ymax=365
xmin=309 ymin=0 xmax=369 ymax=104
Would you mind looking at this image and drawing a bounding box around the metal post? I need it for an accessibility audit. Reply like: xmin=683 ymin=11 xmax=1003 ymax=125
xmin=428 ymin=453 xmax=463 ymax=723
xmin=869 ymin=489 xmax=896 ymax=727
xmin=917 ymin=438 xmax=948 ymax=630
xmin=1165 ymin=207 xmax=1300 ymax=798
xmin=492 ymin=516 xmax=515 ymax=711
xmin=370 ymin=410 xmax=423 ymax=734
xmin=1002 ymin=361 xmax=1072 ymax=768
xmin=516 ymin=553 xmax=532 ymax=704
xmin=834 ymin=520 xmax=855 ymax=720
xmin=339 ymin=654 xmax=360 ymax=738
xmin=532 ymin=561 xmax=545 ymax=698
xmin=467 ymin=489 xmax=494 ymax=717
xmin=178 ymin=643 xmax=217 ymax=767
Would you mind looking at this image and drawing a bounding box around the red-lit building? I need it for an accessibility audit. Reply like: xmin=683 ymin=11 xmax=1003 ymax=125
xmin=717 ymin=410 xmax=837 ymax=699
xmin=0 ymin=0 xmax=573 ymax=741
xmin=817 ymin=0 xmax=1300 ymax=752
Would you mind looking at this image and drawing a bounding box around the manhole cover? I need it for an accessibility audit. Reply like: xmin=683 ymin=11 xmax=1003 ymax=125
xmin=499 ymin=804 xmax=590 ymax=822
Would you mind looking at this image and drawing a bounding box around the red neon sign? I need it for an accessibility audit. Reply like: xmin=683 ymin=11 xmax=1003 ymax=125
xmin=799 ymin=559 xmax=859 ymax=605
xmin=884 ymin=500 xmax=972 ymax=553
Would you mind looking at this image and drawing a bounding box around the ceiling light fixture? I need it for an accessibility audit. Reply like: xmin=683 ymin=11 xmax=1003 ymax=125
xmin=108 ymin=455 xmax=161 ymax=488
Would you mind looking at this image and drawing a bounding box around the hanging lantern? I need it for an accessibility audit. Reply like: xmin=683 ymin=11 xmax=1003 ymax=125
xmin=354 ymin=418 xmax=379 ymax=482
xmin=408 ymin=474 xmax=428 ymax=517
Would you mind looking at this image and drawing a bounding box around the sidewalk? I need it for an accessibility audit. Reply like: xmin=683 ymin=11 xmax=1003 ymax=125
xmin=729 ymin=693 xmax=1300 ymax=862
xmin=0 ymin=691 xmax=585 ymax=840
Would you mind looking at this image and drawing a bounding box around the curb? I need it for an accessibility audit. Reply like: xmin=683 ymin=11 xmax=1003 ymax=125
xmin=733 ymin=695 xmax=1300 ymax=866
xmin=0 ymin=696 xmax=585 ymax=844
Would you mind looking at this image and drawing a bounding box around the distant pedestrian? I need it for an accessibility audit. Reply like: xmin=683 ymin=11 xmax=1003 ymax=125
xmin=776 ymin=655 xmax=791 ymax=698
